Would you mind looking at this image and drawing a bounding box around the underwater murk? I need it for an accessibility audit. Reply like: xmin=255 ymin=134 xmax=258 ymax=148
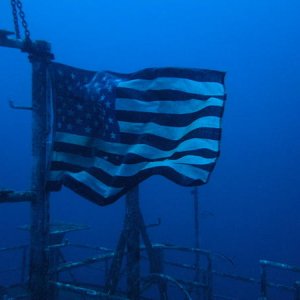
xmin=0 ymin=0 xmax=300 ymax=299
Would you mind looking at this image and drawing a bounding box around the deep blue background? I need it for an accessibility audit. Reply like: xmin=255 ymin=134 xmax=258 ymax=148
xmin=0 ymin=0 xmax=300 ymax=298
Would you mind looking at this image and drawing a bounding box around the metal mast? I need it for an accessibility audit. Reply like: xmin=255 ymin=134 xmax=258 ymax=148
xmin=29 ymin=41 xmax=53 ymax=300
xmin=0 ymin=3 xmax=54 ymax=298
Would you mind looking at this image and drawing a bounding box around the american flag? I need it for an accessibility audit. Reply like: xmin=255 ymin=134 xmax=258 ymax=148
xmin=47 ymin=62 xmax=226 ymax=206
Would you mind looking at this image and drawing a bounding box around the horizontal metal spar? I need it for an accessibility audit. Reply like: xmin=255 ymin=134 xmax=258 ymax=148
xmin=19 ymin=222 xmax=89 ymax=234
xmin=0 ymin=190 xmax=36 ymax=203
xmin=260 ymin=259 xmax=300 ymax=273
xmin=50 ymin=252 xmax=115 ymax=274
xmin=9 ymin=99 xmax=32 ymax=110
xmin=0 ymin=30 xmax=23 ymax=49
xmin=68 ymin=243 xmax=113 ymax=253
xmin=0 ymin=245 xmax=27 ymax=255
xmin=150 ymin=243 xmax=212 ymax=256
xmin=214 ymin=270 xmax=295 ymax=292
xmin=46 ymin=241 xmax=113 ymax=251
xmin=0 ymin=29 xmax=54 ymax=58
xmin=176 ymin=277 xmax=207 ymax=289
xmin=49 ymin=281 xmax=129 ymax=300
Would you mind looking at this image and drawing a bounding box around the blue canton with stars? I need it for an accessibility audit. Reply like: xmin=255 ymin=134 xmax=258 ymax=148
xmin=53 ymin=64 xmax=120 ymax=142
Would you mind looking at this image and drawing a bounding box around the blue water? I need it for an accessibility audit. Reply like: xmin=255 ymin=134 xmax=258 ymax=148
xmin=0 ymin=0 xmax=300 ymax=299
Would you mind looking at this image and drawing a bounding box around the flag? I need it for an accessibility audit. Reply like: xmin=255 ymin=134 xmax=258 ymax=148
xmin=47 ymin=62 xmax=226 ymax=206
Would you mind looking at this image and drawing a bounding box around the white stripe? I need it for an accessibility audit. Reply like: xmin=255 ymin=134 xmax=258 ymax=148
xmin=54 ymin=132 xmax=219 ymax=160
xmin=119 ymin=116 xmax=221 ymax=140
xmin=117 ymin=78 xmax=224 ymax=96
xmin=94 ymin=159 xmax=210 ymax=182
xmin=55 ymin=132 xmax=98 ymax=147
xmin=52 ymin=152 xmax=215 ymax=173
xmin=69 ymin=172 xmax=122 ymax=198
xmin=48 ymin=170 xmax=122 ymax=198
xmin=52 ymin=151 xmax=95 ymax=167
xmin=51 ymin=153 xmax=212 ymax=181
xmin=101 ymin=138 xmax=219 ymax=160
xmin=116 ymin=97 xmax=224 ymax=114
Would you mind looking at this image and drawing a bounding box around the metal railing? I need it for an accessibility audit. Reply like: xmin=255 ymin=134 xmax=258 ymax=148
xmin=1 ymin=240 xmax=300 ymax=299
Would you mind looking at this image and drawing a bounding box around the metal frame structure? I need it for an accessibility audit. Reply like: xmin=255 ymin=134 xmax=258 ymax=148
xmin=1 ymin=236 xmax=300 ymax=299
xmin=0 ymin=29 xmax=54 ymax=300
xmin=1 ymin=30 xmax=300 ymax=300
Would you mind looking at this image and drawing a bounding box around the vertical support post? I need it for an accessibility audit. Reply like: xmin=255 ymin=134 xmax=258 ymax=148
xmin=48 ymin=232 xmax=65 ymax=300
xmin=29 ymin=41 xmax=53 ymax=300
xmin=193 ymin=188 xmax=200 ymax=251
xmin=294 ymin=281 xmax=300 ymax=300
xmin=104 ymin=227 xmax=127 ymax=294
xmin=260 ymin=263 xmax=267 ymax=300
xmin=192 ymin=187 xmax=201 ymax=299
xmin=137 ymin=197 xmax=167 ymax=299
xmin=206 ymin=254 xmax=213 ymax=300
xmin=154 ymin=248 xmax=168 ymax=299
xmin=126 ymin=186 xmax=140 ymax=300
xmin=21 ymin=246 xmax=27 ymax=284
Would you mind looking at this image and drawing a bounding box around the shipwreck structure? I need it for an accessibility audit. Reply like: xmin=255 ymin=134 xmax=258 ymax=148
xmin=0 ymin=2 xmax=300 ymax=299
